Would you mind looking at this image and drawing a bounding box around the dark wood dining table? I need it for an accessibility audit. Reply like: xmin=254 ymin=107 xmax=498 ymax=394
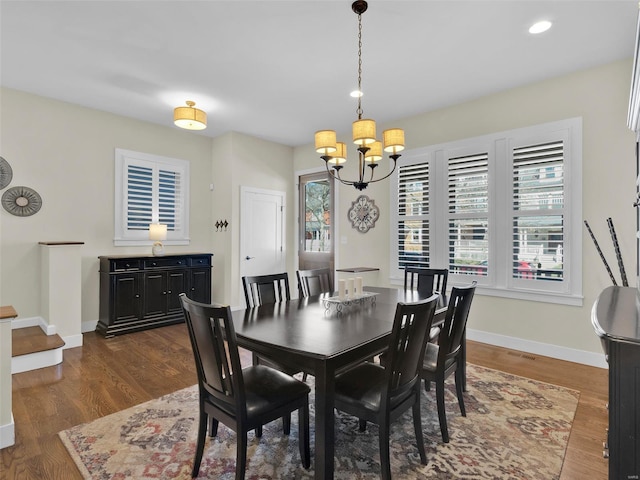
xmin=231 ymin=286 xmax=448 ymax=480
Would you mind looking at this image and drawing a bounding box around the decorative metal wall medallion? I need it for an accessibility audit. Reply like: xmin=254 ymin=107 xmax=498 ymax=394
xmin=0 ymin=157 xmax=12 ymax=189
xmin=348 ymin=194 xmax=379 ymax=233
xmin=2 ymin=186 xmax=42 ymax=217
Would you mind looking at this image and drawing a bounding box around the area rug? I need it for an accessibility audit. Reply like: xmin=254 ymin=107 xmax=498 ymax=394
xmin=58 ymin=364 xmax=579 ymax=479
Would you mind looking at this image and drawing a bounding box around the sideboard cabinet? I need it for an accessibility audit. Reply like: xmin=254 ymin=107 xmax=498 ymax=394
xmin=591 ymin=286 xmax=640 ymax=479
xmin=97 ymin=253 xmax=212 ymax=337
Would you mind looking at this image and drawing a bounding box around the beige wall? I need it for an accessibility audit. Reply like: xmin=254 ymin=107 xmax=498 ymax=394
xmin=294 ymin=59 xmax=637 ymax=361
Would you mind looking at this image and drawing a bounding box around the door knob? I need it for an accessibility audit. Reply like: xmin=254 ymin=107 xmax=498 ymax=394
xmin=245 ymin=256 xmax=254 ymax=260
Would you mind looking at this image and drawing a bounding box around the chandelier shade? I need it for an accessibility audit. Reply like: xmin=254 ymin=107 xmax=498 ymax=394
xmin=174 ymin=101 xmax=207 ymax=130
xmin=315 ymin=0 xmax=405 ymax=190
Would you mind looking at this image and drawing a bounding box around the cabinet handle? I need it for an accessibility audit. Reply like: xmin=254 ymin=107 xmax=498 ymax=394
xmin=135 ymin=294 xmax=140 ymax=298
xmin=168 ymin=290 xmax=172 ymax=294
xmin=163 ymin=291 xmax=167 ymax=295
xmin=125 ymin=263 xmax=131 ymax=268
xmin=191 ymin=287 xmax=195 ymax=291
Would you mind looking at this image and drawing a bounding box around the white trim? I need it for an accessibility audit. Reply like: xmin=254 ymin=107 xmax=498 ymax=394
xmin=467 ymin=328 xmax=607 ymax=369
xmin=12 ymin=348 xmax=64 ymax=374
xmin=62 ymin=334 xmax=83 ymax=349
xmin=11 ymin=316 xmax=56 ymax=335
xmin=0 ymin=414 xmax=15 ymax=449
xmin=82 ymin=319 xmax=98 ymax=333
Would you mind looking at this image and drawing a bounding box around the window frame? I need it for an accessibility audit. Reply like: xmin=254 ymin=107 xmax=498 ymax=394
xmin=114 ymin=148 xmax=190 ymax=246
xmin=390 ymin=118 xmax=582 ymax=306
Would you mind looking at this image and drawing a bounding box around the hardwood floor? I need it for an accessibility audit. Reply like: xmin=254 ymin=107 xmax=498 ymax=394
xmin=2 ymin=324 xmax=609 ymax=479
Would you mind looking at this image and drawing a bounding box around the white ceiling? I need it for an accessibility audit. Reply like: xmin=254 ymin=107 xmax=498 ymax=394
xmin=1 ymin=1 xmax=637 ymax=147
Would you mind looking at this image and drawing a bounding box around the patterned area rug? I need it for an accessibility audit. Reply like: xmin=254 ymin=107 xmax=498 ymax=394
xmin=58 ymin=364 xmax=579 ymax=479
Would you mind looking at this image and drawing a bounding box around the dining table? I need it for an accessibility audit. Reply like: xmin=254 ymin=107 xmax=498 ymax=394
xmin=231 ymin=286 xmax=450 ymax=480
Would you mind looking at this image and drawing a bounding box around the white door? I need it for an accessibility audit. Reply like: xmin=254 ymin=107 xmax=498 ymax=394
xmin=240 ymin=187 xmax=285 ymax=281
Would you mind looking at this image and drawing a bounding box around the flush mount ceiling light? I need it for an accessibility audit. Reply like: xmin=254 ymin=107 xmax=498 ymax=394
xmin=314 ymin=0 xmax=405 ymax=191
xmin=174 ymin=100 xmax=207 ymax=130
xmin=529 ymin=20 xmax=552 ymax=34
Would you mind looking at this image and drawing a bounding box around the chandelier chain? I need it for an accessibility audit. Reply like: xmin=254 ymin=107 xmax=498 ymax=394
xmin=356 ymin=12 xmax=363 ymax=119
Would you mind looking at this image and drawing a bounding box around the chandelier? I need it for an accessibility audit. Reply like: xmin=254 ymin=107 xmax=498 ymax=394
xmin=314 ymin=0 xmax=405 ymax=191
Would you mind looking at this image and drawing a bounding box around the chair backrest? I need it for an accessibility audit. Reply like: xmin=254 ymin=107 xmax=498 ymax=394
xmin=384 ymin=294 xmax=439 ymax=402
xmin=296 ymin=268 xmax=333 ymax=297
xmin=404 ymin=267 xmax=449 ymax=297
xmin=179 ymin=294 xmax=245 ymax=415
xmin=242 ymin=273 xmax=291 ymax=308
xmin=438 ymin=282 xmax=477 ymax=365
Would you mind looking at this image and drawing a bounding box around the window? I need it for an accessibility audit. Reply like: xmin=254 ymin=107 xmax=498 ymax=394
xmin=114 ymin=149 xmax=190 ymax=246
xmin=391 ymin=118 xmax=582 ymax=305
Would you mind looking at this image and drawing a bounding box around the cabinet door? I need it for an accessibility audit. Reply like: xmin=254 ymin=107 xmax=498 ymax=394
xmin=167 ymin=269 xmax=188 ymax=315
xmin=189 ymin=268 xmax=211 ymax=303
xmin=112 ymin=273 xmax=142 ymax=324
xmin=142 ymin=271 xmax=167 ymax=319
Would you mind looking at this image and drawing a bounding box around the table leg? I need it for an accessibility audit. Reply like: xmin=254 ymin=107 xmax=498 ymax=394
xmin=313 ymin=361 xmax=335 ymax=480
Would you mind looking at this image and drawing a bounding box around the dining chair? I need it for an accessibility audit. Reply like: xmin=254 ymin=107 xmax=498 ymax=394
xmin=333 ymin=294 xmax=439 ymax=480
xmin=420 ymin=281 xmax=476 ymax=443
xmin=242 ymin=272 xmax=291 ymax=308
xmin=296 ymin=267 xmax=333 ymax=297
xmin=242 ymin=272 xmax=307 ymax=423
xmin=179 ymin=294 xmax=311 ymax=480
xmin=404 ymin=267 xmax=449 ymax=297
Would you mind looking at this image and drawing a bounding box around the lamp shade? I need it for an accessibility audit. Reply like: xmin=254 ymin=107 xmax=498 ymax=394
xmin=328 ymin=142 xmax=347 ymax=165
xmin=149 ymin=223 xmax=167 ymax=241
xmin=315 ymin=130 xmax=337 ymax=155
xmin=383 ymin=128 xmax=405 ymax=153
xmin=364 ymin=140 xmax=382 ymax=162
xmin=352 ymin=118 xmax=376 ymax=145
xmin=174 ymin=101 xmax=207 ymax=130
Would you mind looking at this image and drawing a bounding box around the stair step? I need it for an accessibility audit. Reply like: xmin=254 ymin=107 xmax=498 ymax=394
xmin=12 ymin=326 xmax=65 ymax=357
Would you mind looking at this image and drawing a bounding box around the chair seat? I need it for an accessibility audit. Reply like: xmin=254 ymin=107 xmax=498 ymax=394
xmin=335 ymin=362 xmax=414 ymax=414
xmin=243 ymin=365 xmax=311 ymax=419
xmin=421 ymin=343 xmax=455 ymax=373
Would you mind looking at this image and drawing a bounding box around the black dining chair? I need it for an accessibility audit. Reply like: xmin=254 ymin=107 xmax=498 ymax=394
xmin=420 ymin=282 xmax=476 ymax=443
xmin=333 ymin=295 xmax=439 ymax=480
xmin=242 ymin=272 xmax=291 ymax=308
xmin=404 ymin=267 xmax=449 ymax=297
xmin=179 ymin=294 xmax=311 ymax=480
xmin=242 ymin=272 xmax=307 ymax=424
xmin=296 ymin=267 xmax=333 ymax=297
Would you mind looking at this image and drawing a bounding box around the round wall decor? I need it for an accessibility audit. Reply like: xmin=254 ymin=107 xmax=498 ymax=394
xmin=348 ymin=194 xmax=379 ymax=233
xmin=2 ymin=186 xmax=42 ymax=217
xmin=0 ymin=157 xmax=13 ymax=189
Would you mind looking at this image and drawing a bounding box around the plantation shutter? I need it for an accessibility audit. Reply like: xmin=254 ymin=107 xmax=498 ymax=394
xmin=126 ymin=164 xmax=153 ymax=231
xmin=447 ymin=153 xmax=489 ymax=276
xmin=512 ymin=141 xmax=564 ymax=281
xmin=398 ymin=162 xmax=430 ymax=268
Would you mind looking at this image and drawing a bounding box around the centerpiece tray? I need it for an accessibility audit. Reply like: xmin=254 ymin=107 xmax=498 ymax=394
xmin=322 ymin=291 xmax=378 ymax=313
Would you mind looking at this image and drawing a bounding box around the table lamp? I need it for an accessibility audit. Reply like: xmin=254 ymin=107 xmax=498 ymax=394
xmin=149 ymin=223 xmax=167 ymax=256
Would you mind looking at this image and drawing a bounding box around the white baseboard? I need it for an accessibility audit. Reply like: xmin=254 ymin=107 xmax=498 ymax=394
xmin=0 ymin=415 xmax=15 ymax=449
xmin=82 ymin=320 xmax=98 ymax=333
xmin=11 ymin=316 xmax=57 ymax=335
xmin=62 ymin=333 xmax=83 ymax=349
xmin=12 ymin=347 xmax=64 ymax=374
xmin=467 ymin=328 xmax=608 ymax=369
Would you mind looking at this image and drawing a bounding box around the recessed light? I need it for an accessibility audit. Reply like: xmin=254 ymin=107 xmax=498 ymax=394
xmin=350 ymin=90 xmax=363 ymax=98
xmin=529 ymin=20 xmax=552 ymax=34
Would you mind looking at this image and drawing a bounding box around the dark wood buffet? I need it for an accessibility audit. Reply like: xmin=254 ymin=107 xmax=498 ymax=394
xmin=591 ymin=286 xmax=640 ymax=480
xmin=97 ymin=253 xmax=212 ymax=337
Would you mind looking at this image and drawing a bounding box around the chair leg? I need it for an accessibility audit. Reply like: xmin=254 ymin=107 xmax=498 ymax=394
xmin=378 ymin=420 xmax=392 ymax=480
xmin=412 ymin=395 xmax=427 ymax=464
xmin=255 ymin=425 xmax=262 ymax=437
xmin=358 ymin=419 xmax=367 ymax=432
xmin=302 ymin=372 xmax=308 ymax=382
xmin=424 ymin=379 xmax=431 ymax=391
xmin=455 ymin=366 xmax=466 ymax=416
xmin=298 ymin=404 xmax=311 ymax=469
xmin=435 ymin=377 xmax=449 ymax=443
xmin=283 ymin=413 xmax=291 ymax=434
xmin=209 ymin=417 xmax=218 ymax=437
xmin=192 ymin=412 xmax=208 ymax=478
xmin=236 ymin=430 xmax=248 ymax=480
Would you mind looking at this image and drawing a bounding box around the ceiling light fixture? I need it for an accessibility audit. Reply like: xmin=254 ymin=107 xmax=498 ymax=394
xmin=529 ymin=20 xmax=552 ymax=34
xmin=314 ymin=0 xmax=404 ymax=191
xmin=174 ymin=100 xmax=207 ymax=130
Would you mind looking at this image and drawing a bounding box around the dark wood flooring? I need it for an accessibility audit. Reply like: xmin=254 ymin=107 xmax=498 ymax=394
xmin=1 ymin=323 xmax=608 ymax=479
